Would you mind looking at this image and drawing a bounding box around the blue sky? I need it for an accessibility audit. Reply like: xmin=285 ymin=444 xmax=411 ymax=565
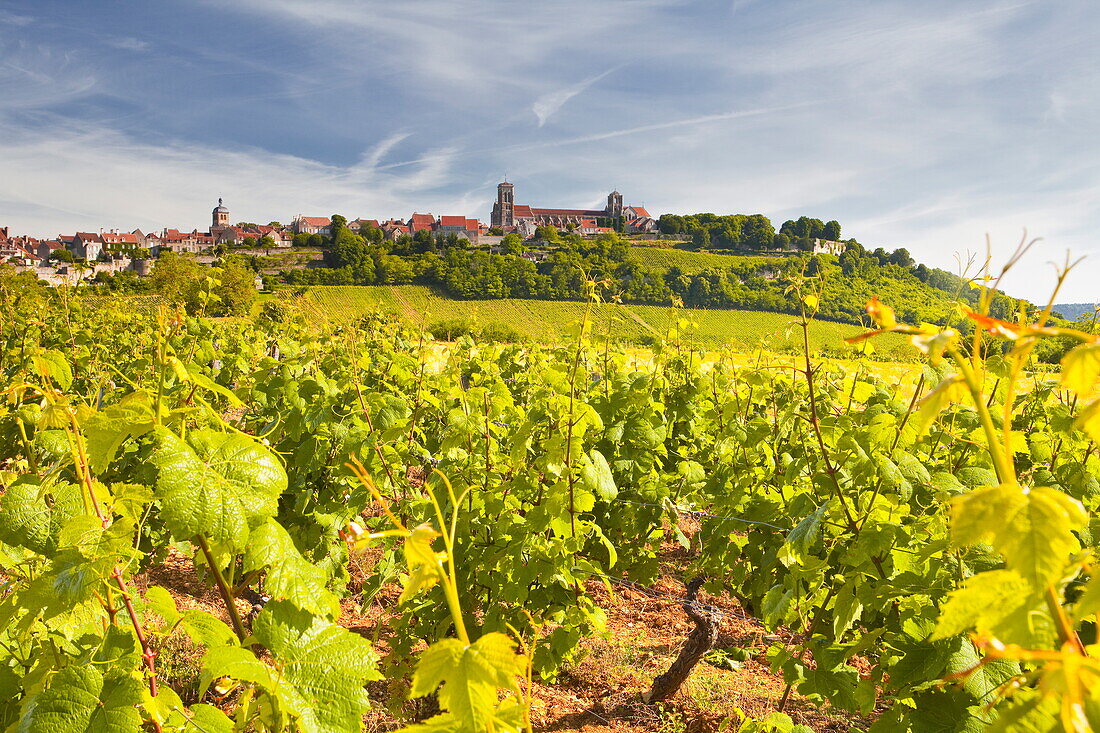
xmin=1 ymin=0 xmax=1098 ymax=302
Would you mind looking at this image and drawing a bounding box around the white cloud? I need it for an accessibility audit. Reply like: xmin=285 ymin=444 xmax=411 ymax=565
xmin=532 ymin=67 xmax=620 ymax=127
xmin=106 ymin=37 xmax=150 ymax=52
xmin=0 ymin=120 xmax=473 ymax=234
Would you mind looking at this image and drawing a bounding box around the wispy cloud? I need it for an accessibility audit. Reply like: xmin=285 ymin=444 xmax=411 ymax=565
xmin=105 ymin=37 xmax=149 ymax=52
xmin=532 ymin=67 xmax=620 ymax=127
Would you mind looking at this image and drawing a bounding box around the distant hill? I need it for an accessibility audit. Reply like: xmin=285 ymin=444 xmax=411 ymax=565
xmin=1053 ymin=303 xmax=1098 ymax=320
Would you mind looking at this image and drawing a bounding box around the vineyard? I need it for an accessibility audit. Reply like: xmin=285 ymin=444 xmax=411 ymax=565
xmin=3 ymin=261 xmax=1100 ymax=733
xmin=292 ymin=285 xmax=914 ymax=358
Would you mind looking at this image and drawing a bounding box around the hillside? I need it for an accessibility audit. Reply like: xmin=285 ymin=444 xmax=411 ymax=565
xmin=284 ymin=284 xmax=914 ymax=358
xmin=626 ymin=245 xmax=990 ymax=328
xmin=1054 ymin=302 xmax=1099 ymax=320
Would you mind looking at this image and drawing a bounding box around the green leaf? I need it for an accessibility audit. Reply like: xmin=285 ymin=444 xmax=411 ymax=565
xmin=151 ymin=427 xmax=285 ymax=549
xmin=933 ymin=570 xmax=1054 ymax=647
xmin=580 ymin=449 xmax=617 ymax=501
xmin=143 ymin=586 xmax=180 ymax=627
xmin=17 ymin=666 xmax=143 ymax=733
xmin=248 ymin=600 xmax=381 ymax=732
xmin=1061 ymin=342 xmax=1100 ymax=396
xmin=399 ymin=524 xmax=447 ymax=604
xmin=410 ymin=633 xmax=524 ymax=730
xmin=244 ymin=520 xmax=341 ymax=619
xmin=31 ymin=349 xmax=73 ymax=391
xmin=913 ymin=375 xmax=967 ymax=436
xmin=831 ymin=582 xmax=863 ymax=640
xmin=81 ymin=393 xmax=155 ymax=472
xmin=1075 ymin=399 xmax=1100 ymax=443
xmin=181 ymin=610 xmax=238 ymax=648
xmin=0 ymin=478 xmax=83 ymax=556
xmin=186 ymin=428 xmax=287 ymax=522
xmin=950 ymin=484 xmax=1086 ymax=588
xmin=784 ymin=506 xmax=825 ymax=557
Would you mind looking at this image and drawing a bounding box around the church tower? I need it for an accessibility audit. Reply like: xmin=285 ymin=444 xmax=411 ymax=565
xmin=211 ymin=198 xmax=230 ymax=234
xmin=491 ymin=181 xmax=515 ymax=228
xmin=606 ymin=190 xmax=623 ymax=218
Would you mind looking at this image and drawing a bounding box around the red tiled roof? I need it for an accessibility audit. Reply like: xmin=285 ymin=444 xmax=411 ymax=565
xmin=298 ymin=216 xmax=331 ymax=226
xmin=102 ymin=232 xmax=139 ymax=244
xmin=512 ymin=205 xmax=534 ymax=217
xmin=465 ymin=218 xmax=480 ymax=231
xmin=76 ymin=232 xmax=104 ymax=243
xmin=529 ymin=207 xmax=605 ymax=218
xmin=630 ymin=206 xmax=651 ymax=218
xmin=409 ymin=213 xmax=436 ymax=231
xmin=439 ymin=215 xmax=467 ymax=227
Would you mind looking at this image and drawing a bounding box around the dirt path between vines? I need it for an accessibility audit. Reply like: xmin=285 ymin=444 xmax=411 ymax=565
xmin=143 ymin=542 xmax=868 ymax=732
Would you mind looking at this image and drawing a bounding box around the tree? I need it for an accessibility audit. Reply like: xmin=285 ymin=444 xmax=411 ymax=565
xmin=258 ymin=235 xmax=275 ymax=251
xmin=658 ymin=214 xmax=685 ymax=235
xmin=330 ymin=214 xmax=347 ymax=244
xmin=151 ymin=251 xmax=202 ymax=304
xmin=501 ymin=233 xmax=524 ymax=256
xmin=773 ymin=233 xmax=791 ymax=251
xmin=823 ymin=220 xmax=841 ymax=241
xmin=889 ymin=248 xmax=914 ymax=268
xmin=307 ymin=234 xmax=324 ymax=248
xmin=50 ymin=248 xmax=74 ymax=263
xmin=293 ymin=233 xmax=310 ymax=247
xmin=214 ymin=257 xmax=257 ymax=316
xmin=533 ymin=225 xmax=561 ymax=243
xmin=741 ymin=214 xmax=776 ymax=250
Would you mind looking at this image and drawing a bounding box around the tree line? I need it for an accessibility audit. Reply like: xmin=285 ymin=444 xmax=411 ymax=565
xmin=656 ymin=212 xmax=844 ymax=252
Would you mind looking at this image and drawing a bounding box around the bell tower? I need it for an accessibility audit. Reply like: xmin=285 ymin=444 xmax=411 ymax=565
xmin=491 ymin=181 xmax=515 ymax=228
xmin=212 ymin=198 xmax=230 ymax=234
xmin=606 ymin=190 xmax=623 ymax=218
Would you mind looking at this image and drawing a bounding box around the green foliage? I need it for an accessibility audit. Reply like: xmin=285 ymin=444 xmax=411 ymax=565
xmin=2 ymin=263 xmax=1099 ymax=731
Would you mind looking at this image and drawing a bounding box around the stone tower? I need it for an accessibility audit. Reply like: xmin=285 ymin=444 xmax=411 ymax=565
xmin=491 ymin=182 xmax=515 ymax=228
xmin=606 ymin=190 xmax=624 ymax=218
xmin=211 ymin=198 xmax=230 ymax=234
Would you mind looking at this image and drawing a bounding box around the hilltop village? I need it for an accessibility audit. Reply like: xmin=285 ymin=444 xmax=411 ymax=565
xmin=0 ymin=182 xmax=859 ymax=288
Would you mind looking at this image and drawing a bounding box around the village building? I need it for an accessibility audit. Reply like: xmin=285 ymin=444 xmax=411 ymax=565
xmin=100 ymin=229 xmax=141 ymax=254
xmin=293 ymin=215 xmax=332 ymax=236
xmin=72 ymin=232 xmax=105 ymax=261
xmin=490 ymin=181 xmax=657 ymax=234
xmin=812 ymin=238 xmax=846 ymax=256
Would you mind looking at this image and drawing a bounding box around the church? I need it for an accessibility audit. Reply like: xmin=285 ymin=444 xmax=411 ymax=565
xmin=490 ymin=182 xmax=657 ymax=234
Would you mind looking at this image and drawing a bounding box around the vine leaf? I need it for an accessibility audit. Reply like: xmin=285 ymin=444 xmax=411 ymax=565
xmin=0 ymin=478 xmax=83 ymax=556
xmin=81 ymin=393 xmax=155 ymax=472
xmin=151 ymin=427 xmax=286 ymax=550
xmin=408 ymin=632 xmax=525 ymax=731
xmin=401 ymin=523 xmax=447 ymax=603
xmin=203 ymin=600 xmax=380 ymax=733
xmin=17 ymin=666 xmax=143 ymax=733
xmin=244 ymin=520 xmax=341 ymax=619
xmin=580 ymin=449 xmax=617 ymax=501
xmin=1061 ymin=342 xmax=1100 ymax=396
xmin=950 ymin=484 xmax=1086 ymax=588
xmin=932 ymin=569 xmax=1054 ymax=647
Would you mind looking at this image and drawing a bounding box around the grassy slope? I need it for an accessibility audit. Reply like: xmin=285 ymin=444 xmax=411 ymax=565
xmin=293 ymin=285 xmax=912 ymax=358
xmin=630 ymin=245 xmax=974 ymax=328
xmin=631 ymin=246 xmax=773 ymax=273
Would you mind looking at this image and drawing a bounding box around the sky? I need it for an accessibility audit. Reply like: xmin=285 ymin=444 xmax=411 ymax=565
xmin=1 ymin=0 xmax=1098 ymax=303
